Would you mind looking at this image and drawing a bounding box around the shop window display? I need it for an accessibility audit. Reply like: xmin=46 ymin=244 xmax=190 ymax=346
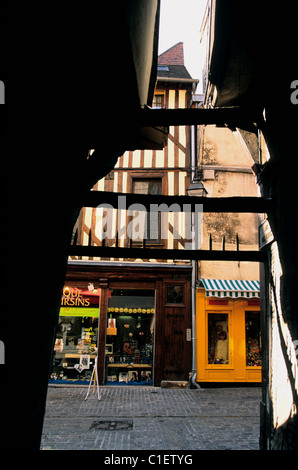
xmin=208 ymin=313 xmax=229 ymax=364
xmin=245 ymin=311 xmax=262 ymax=367
xmin=105 ymin=289 xmax=155 ymax=385
xmin=50 ymin=283 xmax=100 ymax=384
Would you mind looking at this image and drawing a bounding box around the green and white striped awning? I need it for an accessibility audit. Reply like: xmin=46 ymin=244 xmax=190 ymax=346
xmin=199 ymin=279 xmax=260 ymax=298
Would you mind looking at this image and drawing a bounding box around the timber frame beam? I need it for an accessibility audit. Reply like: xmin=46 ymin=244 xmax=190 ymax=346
xmin=133 ymin=106 xmax=261 ymax=130
xmin=106 ymin=106 xmax=262 ymax=132
xmin=68 ymin=245 xmax=267 ymax=263
xmin=74 ymin=191 xmax=273 ymax=215
xmin=69 ymin=106 xmax=269 ymax=263
xmin=79 ymin=107 xmax=262 ymax=146
xmin=69 ymin=191 xmax=270 ymax=263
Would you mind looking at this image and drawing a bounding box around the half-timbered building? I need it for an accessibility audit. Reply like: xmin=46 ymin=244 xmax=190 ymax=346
xmin=50 ymin=43 xmax=199 ymax=386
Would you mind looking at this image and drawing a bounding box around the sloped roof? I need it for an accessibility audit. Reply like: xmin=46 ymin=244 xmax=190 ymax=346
xmin=157 ymin=42 xmax=193 ymax=80
xmin=158 ymin=42 xmax=184 ymax=65
xmin=157 ymin=64 xmax=192 ymax=80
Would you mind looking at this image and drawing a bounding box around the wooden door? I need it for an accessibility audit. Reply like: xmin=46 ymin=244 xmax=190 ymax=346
xmin=162 ymin=281 xmax=191 ymax=381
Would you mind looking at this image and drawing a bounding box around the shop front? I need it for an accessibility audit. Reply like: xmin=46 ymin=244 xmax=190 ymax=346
xmin=50 ymin=282 xmax=101 ymax=384
xmin=196 ymin=279 xmax=262 ymax=384
xmin=105 ymin=289 xmax=155 ymax=385
xmin=50 ymin=263 xmax=192 ymax=386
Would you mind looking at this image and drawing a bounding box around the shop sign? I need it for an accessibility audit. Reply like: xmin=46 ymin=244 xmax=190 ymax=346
xmin=259 ymin=218 xmax=274 ymax=249
xmin=60 ymin=306 xmax=99 ymax=317
xmin=59 ymin=284 xmax=100 ymax=317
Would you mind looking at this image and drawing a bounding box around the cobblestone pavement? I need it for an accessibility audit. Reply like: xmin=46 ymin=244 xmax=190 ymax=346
xmin=41 ymin=385 xmax=261 ymax=451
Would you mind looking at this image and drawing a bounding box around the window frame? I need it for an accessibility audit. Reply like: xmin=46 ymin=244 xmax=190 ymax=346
xmin=128 ymin=175 xmax=165 ymax=246
xmin=166 ymin=284 xmax=185 ymax=306
xmin=245 ymin=310 xmax=262 ymax=368
xmin=206 ymin=311 xmax=233 ymax=369
xmin=152 ymin=92 xmax=165 ymax=109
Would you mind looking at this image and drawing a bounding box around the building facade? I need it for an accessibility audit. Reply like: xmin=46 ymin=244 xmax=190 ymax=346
xmin=50 ymin=42 xmax=263 ymax=388
xmin=50 ymin=43 xmax=198 ymax=387
xmin=194 ymin=122 xmax=261 ymax=384
xmin=197 ymin=1 xmax=298 ymax=448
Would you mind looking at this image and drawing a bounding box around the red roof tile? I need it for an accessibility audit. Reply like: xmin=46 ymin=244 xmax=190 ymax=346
xmin=158 ymin=42 xmax=184 ymax=66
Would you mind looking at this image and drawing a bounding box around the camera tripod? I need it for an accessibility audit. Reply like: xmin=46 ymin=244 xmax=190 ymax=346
xmin=84 ymin=356 xmax=101 ymax=401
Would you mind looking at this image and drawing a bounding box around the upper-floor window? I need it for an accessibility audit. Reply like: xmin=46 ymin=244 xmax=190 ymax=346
xmin=133 ymin=179 xmax=161 ymax=196
xmin=132 ymin=179 xmax=162 ymax=243
xmin=152 ymin=93 xmax=165 ymax=109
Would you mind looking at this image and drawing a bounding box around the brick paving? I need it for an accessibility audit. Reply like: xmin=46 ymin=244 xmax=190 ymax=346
xmin=41 ymin=385 xmax=261 ymax=451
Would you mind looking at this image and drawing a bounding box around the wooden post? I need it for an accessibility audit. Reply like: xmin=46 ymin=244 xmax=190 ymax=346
xmin=97 ymin=278 xmax=109 ymax=384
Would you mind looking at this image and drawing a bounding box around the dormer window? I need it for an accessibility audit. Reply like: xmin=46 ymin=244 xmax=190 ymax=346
xmin=157 ymin=65 xmax=169 ymax=72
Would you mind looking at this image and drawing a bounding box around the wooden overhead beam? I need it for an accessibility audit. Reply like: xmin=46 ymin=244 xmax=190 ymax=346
xmin=131 ymin=107 xmax=261 ymax=128
xmin=67 ymin=107 xmax=261 ymax=148
xmin=74 ymin=191 xmax=273 ymax=214
xmin=68 ymin=245 xmax=266 ymax=263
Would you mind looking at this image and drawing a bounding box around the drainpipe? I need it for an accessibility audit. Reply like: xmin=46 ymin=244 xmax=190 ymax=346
xmin=190 ymin=123 xmax=200 ymax=389
xmin=191 ymin=255 xmax=200 ymax=388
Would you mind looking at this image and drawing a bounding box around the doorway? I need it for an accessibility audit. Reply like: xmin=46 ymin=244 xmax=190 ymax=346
xmin=162 ymin=281 xmax=192 ymax=381
xmin=105 ymin=289 xmax=155 ymax=385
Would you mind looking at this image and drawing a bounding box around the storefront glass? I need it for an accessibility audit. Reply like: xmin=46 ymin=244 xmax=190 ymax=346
xmin=105 ymin=289 xmax=155 ymax=385
xmin=208 ymin=313 xmax=229 ymax=364
xmin=50 ymin=283 xmax=100 ymax=384
xmin=245 ymin=311 xmax=262 ymax=367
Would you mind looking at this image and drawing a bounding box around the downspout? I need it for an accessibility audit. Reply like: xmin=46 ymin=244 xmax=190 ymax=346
xmin=190 ymin=123 xmax=200 ymax=389
xmin=191 ymin=253 xmax=200 ymax=388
